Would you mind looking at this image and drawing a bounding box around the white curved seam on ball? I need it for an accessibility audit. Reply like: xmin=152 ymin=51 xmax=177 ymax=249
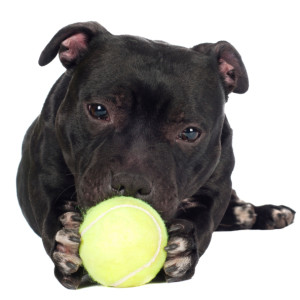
xmin=80 ymin=204 xmax=163 ymax=287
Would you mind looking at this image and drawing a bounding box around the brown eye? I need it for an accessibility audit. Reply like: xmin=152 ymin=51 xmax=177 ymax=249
xmin=88 ymin=104 xmax=109 ymax=121
xmin=178 ymin=127 xmax=201 ymax=143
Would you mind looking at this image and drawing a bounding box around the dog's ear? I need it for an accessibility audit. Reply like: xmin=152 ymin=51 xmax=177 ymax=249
xmin=38 ymin=22 xmax=110 ymax=68
xmin=192 ymin=41 xmax=248 ymax=94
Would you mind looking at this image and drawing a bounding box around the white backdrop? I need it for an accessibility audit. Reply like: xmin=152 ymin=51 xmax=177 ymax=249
xmin=1 ymin=0 xmax=299 ymax=299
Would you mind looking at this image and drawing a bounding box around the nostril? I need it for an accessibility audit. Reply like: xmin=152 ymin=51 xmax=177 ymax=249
xmin=111 ymin=183 xmax=125 ymax=195
xmin=111 ymin=173 xmax=152 ymax=198
xmin=137 ymin=189 xmax=144 ymax=196
xmin=137 ymin=186 xmax=152 ymax=196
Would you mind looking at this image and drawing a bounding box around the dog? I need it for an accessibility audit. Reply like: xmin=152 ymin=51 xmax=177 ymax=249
xmin=17 ymin=22 xmax=295 ymax=289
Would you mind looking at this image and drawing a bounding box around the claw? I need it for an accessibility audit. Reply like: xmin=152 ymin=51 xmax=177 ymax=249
xmin=69 ymin=235 xmax=81 ymax=243
xmin=164 ymin=264 xmax=178 ymax=274
xmin=59 ymin=212 xmax=82 ymax=229
xmin=168 ymin=224 xmax=184 ymax=233
xmin=66 ymin=261 xmax=80 ymax=273
xmin=165 ymin=244 xmax=178 ymax=251
xmin=71 ymin=214 xmax=83 ymax=222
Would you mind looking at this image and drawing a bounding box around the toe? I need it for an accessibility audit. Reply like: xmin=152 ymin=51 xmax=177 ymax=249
xmin=53 ymin=251 xmax=82 ymax=275
xmin=271 ymin=206 xmax=295 ymax=229
xmin=55 ymin=228 xmax=81 ymax=253
xmin=59 ymin=212 xmax=82 ymax=229
xmin=165 ymin=237 xmax=190 ymax=256
xmin=164 ymin=255 xmax=192 ymax=277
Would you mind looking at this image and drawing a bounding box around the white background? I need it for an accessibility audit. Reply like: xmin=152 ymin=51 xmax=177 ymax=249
xmin=1 ymin=0 xmax=299 ymax=299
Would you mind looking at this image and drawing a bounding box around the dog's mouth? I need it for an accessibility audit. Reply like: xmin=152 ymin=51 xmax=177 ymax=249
xmin=72 ymin=162 xmax=187 ymax=221
xmin=76 ymin=188 xmax=198 ymax=225
xmin=75 ymin=183 xmax=181 ymax=222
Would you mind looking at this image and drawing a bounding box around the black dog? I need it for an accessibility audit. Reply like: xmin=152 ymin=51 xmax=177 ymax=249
xmin=17 ymin=22 xmax=295 ymax=289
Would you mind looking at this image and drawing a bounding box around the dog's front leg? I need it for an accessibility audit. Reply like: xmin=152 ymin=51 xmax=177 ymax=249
xmin=51 ymin=201 xmax=83 ymax=289
xmin=164 ymin=117 xmax=234 ymax=282
xmin=53 ymin=201 xmax=83 ymax=288
xmin=164 ymin=205 xmax=214 ymax=282
xmin=52 ymin=201 xmax=96 ymax=289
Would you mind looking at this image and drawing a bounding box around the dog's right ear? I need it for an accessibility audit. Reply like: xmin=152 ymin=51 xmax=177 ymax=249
xmin=38 ymin=22 xmax=110 ymax=68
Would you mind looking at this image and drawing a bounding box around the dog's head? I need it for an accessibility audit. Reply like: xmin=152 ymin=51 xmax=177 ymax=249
xmin=39 ymin=22 xmax=248 ymax=220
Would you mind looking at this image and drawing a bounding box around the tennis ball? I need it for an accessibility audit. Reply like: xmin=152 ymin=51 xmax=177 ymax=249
xmin=79 ymin=196 xmax=168 ymax=288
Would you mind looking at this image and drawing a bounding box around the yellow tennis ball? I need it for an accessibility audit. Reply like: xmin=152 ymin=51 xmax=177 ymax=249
xmin=79 ymin=196 xmax=168 ymax=288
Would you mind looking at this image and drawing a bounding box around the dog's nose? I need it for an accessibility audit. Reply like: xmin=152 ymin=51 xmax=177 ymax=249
xmin=111 ymin=173 xmax=152 ymax=198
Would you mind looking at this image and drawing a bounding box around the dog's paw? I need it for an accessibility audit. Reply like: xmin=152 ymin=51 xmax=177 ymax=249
xmin=53 ymin=212 xmax=83 ymax=276
xmin=266 ymin=205 xmax=295 ymax=229
xmin=163 ymin=219 xmax=198 ymax=282
xmin=254 ymin=204 xmax=296 ymax=230
xmin=233 ymin=202 xmax=257 ymax=229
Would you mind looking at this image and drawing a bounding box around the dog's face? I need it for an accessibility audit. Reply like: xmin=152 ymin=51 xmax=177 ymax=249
xmin=39 ymin=24 xmax=247 ymax=221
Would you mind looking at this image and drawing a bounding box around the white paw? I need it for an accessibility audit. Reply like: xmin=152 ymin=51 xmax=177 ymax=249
xmin=233 ymin=203 xmax=257 ymax=229
xmin=53 ymin=212 xmax=82 ymax=275
xmin=163 ymin=220 xmax=197 ymax=282
xmin=269 ymin=206 xmax=295 ymax=229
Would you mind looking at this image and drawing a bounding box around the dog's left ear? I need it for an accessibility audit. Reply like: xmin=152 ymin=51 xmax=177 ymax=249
xmin=192 ymin=41 xmax=248 ymax=94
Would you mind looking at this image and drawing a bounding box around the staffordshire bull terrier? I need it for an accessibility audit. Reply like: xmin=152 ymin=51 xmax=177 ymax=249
xmin=17 ymin=21 xmax=295 ymax=289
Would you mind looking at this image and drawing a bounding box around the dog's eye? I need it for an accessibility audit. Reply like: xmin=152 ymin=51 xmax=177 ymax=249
xmin=178 ymin=127 xmax=201 ymax=143
xmin=88 ymin=104 xmax=109 ymax=121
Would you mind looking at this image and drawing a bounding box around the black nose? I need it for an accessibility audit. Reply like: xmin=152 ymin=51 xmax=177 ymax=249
xmin=111 ymin=173 xmax=152 ymax=198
